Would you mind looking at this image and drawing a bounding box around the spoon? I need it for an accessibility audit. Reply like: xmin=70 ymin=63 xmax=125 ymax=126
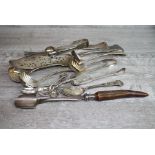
xmin=61 ymin=80 xmax=124 ymax=96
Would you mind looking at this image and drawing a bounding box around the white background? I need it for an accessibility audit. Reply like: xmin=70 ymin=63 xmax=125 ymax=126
xmin=0 ymin=0 xmax=154 ymax=25
xmin=0 ymin=0 xmax=155 ymax=155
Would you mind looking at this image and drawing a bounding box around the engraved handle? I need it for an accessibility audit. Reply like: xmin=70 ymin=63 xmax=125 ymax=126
xmin=87 ymin=80 xmax=124 ymax=89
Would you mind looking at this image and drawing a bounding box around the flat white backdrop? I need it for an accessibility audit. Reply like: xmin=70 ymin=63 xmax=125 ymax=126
xmin=0 ymin=0 xmax=155 ymax=155
xmin=0 ymin=0 xmax=154 ymax=25
xmin=0 ymin=130 xmax=155 ymax=155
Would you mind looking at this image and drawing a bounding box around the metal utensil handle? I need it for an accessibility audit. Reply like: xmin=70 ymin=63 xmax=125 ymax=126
xmin=15 ymin=95 xmax=80 ymax=109
xmin=79 ymin=48 xmax=125 ymax=56
xmin=73 ymin=68 xmax=126 ymax=86
xmin=86 ymin=80 xmax=124 ymax=90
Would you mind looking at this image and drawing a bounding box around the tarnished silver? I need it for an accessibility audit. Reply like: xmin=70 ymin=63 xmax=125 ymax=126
xmin=20 ymin=72 xmax=38 ymax=88
xmin=85 ymin=59 xmax=117 ymax=71
xmin=19 ymin=57 xmax=117 ymax=88
xmin=8 ymin=39 xmax=135 ymax=108
xmin=61 ymin=80 xmax=124 ymax=96
xmin=15 ymin=94 xmax=81 ymax=109
xmin=9 ymin=53 xmax=84 ymax=86
xmin=8 ymin=40 xmax=125 ymax=85
xmin=21 ymin=72 xmax=68 ymax=97
xmin=8 ymin=39 xmax=87 ymax=84
xmin=19 ymin=68 xmax=73 ymax=88
xmin=71 ymin=68 xmax=126 ymax=85
xmin=77 ymin=44 xmax=126 ymax=57
xmin=24 ymin=39 xmax=89 ymax=56
xmin=54 ymin=39 xmax=89 ymax=55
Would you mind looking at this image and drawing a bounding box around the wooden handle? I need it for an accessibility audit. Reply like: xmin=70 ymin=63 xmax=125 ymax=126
xmin=95 ymin=90 xmax=148 ymax=101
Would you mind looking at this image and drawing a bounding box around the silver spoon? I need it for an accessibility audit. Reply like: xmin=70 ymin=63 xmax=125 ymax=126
xmin=61 ymin=80 xmax=124 ymax=96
